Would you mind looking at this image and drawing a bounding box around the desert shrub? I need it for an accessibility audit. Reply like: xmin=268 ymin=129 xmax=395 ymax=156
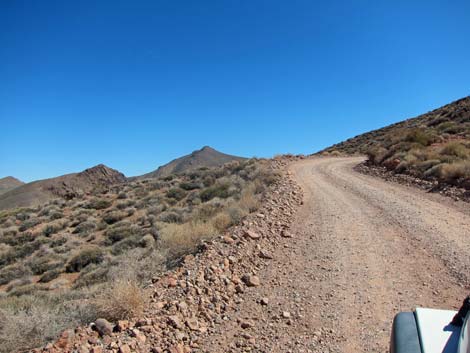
xmin=65 ymin=247 xmax=104 ymax=273
xmin=94 ymin=279 xmax=145 ymax=321
xmin=73 ymin=266 xmax=110 ymax=288
xmin=49 ymin=237 xmax=67 ymax=248
xmin=438 ymin=161 xmax=470 ymax=182
xmin=439 ymin=142 xmax=469 ymax=159
xmin=125 ymin=207 xmax=136 ymax=216
xmin=195 ymin=202 xmax=223 ymax=221
xmin=212 ymin=212 xmax=232 ymax=232
xmin=199 ymin=182 xmax=231 ymax=202
xmin=18 ymin=218 xmax=41 ymax=232
xmin=166 ymin=187 xmax=187 ymax=201
xmin=27 ymin=255 xmax=63 ymax=275
xmin=38 ymin=268 xmax=63 ymax=283
xmin=415 ymin=159 xmax=441 ymax=172
xmin=0 ymin=263 xmax=32 ymax=286
xmin=111 ymin=235 xmax=145 ymax=255
xmin=105 ymin=222 xmax=141 ymax=244
xmin=117 ymin=191 xmax=128 ymax=199
xmin=2 ymin=240 xmax=42 ymax=266
xmin=160 ymin=221 xmax=217 ymax=256
xmin=49 ymin=211 xmax=64 ymax=220
xmin=4 ymin=277 xmax=33 ymax=293
xmin=86 ymin=198 xmax=112 ymax=210
xmin=404 ymin=128 xmax=436 ymax=146
xmin=227 ymin=205 xmax=248 ymax=224
xmin=367 ymin=146 xmax=389 ymax=164
xmin=72 ymin=220 xmax=96 ymax=235
xmin=147 ymin=204 xmax=166 ymax=216
xmin=141 ymin=234 xmax=156 ymax=248
xmin=42 ymin=220 xmax=66 ymax=237
xmin=179 ymin=181 xmax=200 ymax=191
xmin=255 ymin=168 xmax=281 ymax=186
xmin=0 ymin=231 xmax=34 ymax=248
xmin=7 ymin=283 xmax=46 ymax=297
xmin=158 ymin=211 xmax=184 ymax=224
xmin=102 ymin=210 xmax=127 ymax=225
xmin=202 ymin=175 xmax=215 ymax=187
xmin=0 ymin=294 xmax=95 ymax=352
xmin=238 ymin=185 xmax=260 ymax=212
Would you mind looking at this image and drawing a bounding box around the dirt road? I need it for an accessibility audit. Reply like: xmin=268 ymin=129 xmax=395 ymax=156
xmin=201 ymin=157 xmax=470 ymax=352
xmin=286 ymin=157 xmax=470 ymax=352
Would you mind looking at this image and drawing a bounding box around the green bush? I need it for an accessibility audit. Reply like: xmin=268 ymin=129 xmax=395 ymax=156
xmin=86 ymin=199 xmax=112 ymax=210
xmin=0 ymin=263 xmax=32 ymax=285
xmin=18 ymin=218 xmax=41 ymax=232
xmin=158 ymin=211 xmax=184 ymax=223
xmin=27 ymin=255 xmax=63 ymax=275
xmin=105 ymin=222 xmax=140 ymax=244
xmin=440 ymin=142 xmax=469 ymax=159
xmin=179 ymin=182 xmax=200 ymax=191
xmin=65 ymin=247 xmax=105 ymax=273
xmin=199 ymin=183 xmax=231 ymax=202
xmin=102 ymin=211 xmax=127 ymax=225
xmin=404 ymin=128 xmax=436 ymax=146
xmin=111 ymin=235 xmax=145 ymax=255
xmin=166 ymin=188 xmax=187 ymax=201
xmin=72 ymin=220 xmax=96 ymax=235
xmin=38 ymin=268 xmax=63 ymax=283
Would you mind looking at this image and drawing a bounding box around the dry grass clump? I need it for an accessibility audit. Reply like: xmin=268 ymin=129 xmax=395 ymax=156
xmin=438 ymin=161 xmax=470 ymax=182
xmin=95 ymin=279 xmax=145 ymax=321
xmin=160 ymin=221 xmax=217 ymax=256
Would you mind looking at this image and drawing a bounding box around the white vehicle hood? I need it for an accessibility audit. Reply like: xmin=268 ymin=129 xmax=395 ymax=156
xmin=415 ymin=308 xmax=460 ymax=353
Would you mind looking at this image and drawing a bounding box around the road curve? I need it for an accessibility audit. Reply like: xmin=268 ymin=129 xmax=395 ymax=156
xmin=289 ymin=157 xmax=470 ymax=352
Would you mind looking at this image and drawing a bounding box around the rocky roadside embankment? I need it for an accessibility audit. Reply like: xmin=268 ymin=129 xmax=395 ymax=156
xmin=355 ymin=161 xmax=470 ymax=203
xmin=33 ymin=156 xmax=304 ymax=353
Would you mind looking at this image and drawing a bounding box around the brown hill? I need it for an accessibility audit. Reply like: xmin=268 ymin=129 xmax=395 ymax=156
xmin=137 ymin=146 xmax=247 ymax=179
xmin=0 ymin=164 xmax=126 ymax=210
xmin=0 ymin=176 xmax=24 ymax=195
xmin=322 ymin=96 xmax=470 ymax=188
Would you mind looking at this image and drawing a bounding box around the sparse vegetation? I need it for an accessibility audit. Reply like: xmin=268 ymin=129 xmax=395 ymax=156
xmin=324 ymin=97 xmax=470 ymax=188
xmin=0 ymin=158 xmax=280 ymax=352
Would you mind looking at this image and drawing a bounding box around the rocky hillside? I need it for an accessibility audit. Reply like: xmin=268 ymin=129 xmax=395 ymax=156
xmin=15 ymin=156 xmax=302 ymax=353
xmin=0 ymin=158 xmax=281 ymax=352
xmin=137 ymin=146 xmax=246 ymax=180
xmin=0 ymin=165 xmax=126 ymax=210
xmin=323 ymin=96 xmax=470 ymax=189
xmin=0 ymin=177 xmax=24 ymax=196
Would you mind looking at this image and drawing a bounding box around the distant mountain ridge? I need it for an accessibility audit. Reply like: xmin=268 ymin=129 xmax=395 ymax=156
xmin=0 ymin=164 xmax=126 ymax=210
xmin=0 ymin=176 xmax=24 ymax=195
xmin=136 ymin=146 xmax=247 ymax=180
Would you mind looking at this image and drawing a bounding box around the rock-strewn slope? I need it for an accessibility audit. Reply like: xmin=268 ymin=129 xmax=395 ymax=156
xmin=34 ymin=156 xmax=303 ymax=353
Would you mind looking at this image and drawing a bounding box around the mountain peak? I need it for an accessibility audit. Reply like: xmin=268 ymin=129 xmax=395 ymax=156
xmin=0 ymin=176 xmax=24 ymax=196
xmin=137 ymin=147 xmax=247 ymax=180
xmin=199 ymin=146 xmax=215 ymax=152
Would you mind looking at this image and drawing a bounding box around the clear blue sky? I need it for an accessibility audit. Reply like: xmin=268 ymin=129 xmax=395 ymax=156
xmin=1 ymin=1 xmax=469 ymax=182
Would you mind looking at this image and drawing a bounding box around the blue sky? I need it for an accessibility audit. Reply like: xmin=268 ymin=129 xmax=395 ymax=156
xmin=1 ymin=0 xmax=469 ymax=182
